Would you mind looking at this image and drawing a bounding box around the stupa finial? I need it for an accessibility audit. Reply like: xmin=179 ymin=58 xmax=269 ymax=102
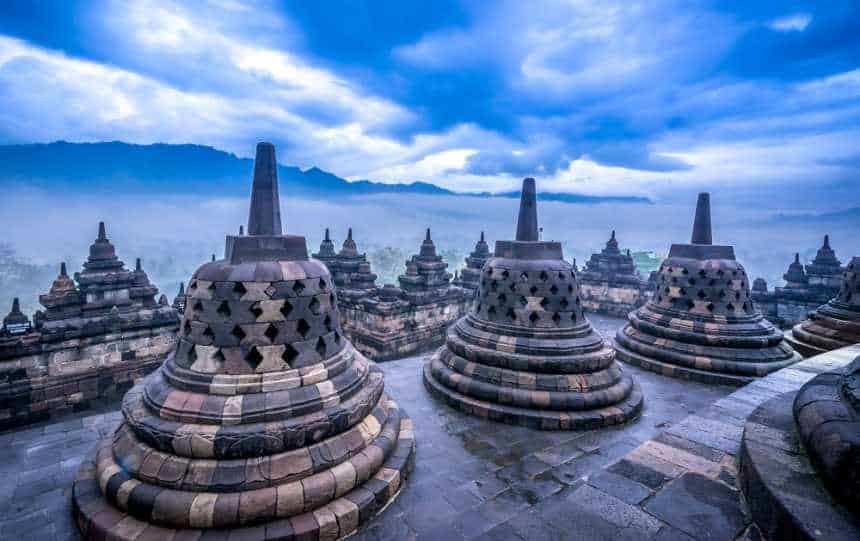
xmin=247 ymin=142 xmax=282 ymax=236
xmin=135 ymin=258 xmax=142 ymax=272
xmin=211 ymin=253 xmax=216 ymax=262
xmin=515 ymin=177 xmax=539 ymax=242
xmin=98 ymin=221 xmax=107 ymax=241
xmin=690 ymin=193 xmax=712 ymax=245
xmin=425 ymin=228 xmax=432 ymax=242
xmin=795 ymin=252 xmax=800 ymax=263
xmin=480 ymin=231 xmax=485 ymax=242
xmin=11 ymin=297 xmax=21 ymax=315
xmin=178 ymin=282 xmax=185 ymax=295
xmin=60 ymin=262 xmax=67 ymax=277
xmin=239 ymin=225 xmax=244 ymax=236
xmin=824 ymin=234 xmax=830 ymax=249
xmin=611 ymin=230 xmax=616 ymax=241
xmin=324 ymin=228 xmax=330 ymax=241
xmin=347 ymin=227 xmax=353 ymax=241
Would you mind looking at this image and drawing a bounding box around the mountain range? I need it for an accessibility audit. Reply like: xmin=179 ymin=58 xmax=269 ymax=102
xmin=0 ymin=141 xmax=650 ymax=204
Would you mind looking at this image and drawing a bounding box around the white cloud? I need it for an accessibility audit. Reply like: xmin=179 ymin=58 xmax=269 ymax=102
xmin=768 ymin=13 xmax=812 ymax=32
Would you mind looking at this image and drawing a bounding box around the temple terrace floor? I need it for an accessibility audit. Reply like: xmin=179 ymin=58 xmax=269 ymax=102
xmin=4 ymin=313 xmax=834 ymax=541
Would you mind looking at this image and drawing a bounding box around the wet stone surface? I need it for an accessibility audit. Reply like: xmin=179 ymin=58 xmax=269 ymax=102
xmin=0 ymin=314 xmax=738 ymax=541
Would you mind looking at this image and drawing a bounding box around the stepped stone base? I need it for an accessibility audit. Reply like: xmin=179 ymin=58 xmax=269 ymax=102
xmin=783 ymin=329 xmax=829 ymax=358
xmin=1 ymin=328 xmax=177 ymax=430
xmin=614 ymin=342 xmax=751 ymax=387
xmin=739 ymin=392 xmax=860 ymax=541
xmin=71 ymin=396 xmax=415 ymax=541
xmin=423 ymin=362 xmax=643 ymax=431
xmin=339 ymin=299 xmax=468 ymax=362
xmin=579 ymin=281 xmax=644 ymax=318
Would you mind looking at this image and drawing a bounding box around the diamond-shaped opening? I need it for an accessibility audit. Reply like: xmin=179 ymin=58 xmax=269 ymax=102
xmin=476 ymin=303 xmax=482 ymax=313
xmin=292 ymin=281 xmax=306 ymax=295
xmin=334 ymin=331 xmax=341 ymax=344
xmin=682 ymin=268 xmax=689 ymax=275
xmin=718 ymin=290 xmax=726 ymax=298
xmin=520 ymin=272 xmax=529 ymax=281
xmin=717 ymin=269 xmax=725 ymax=276
xmin=540 ymin=297 xmax=549 ymax=308
xmin=280 ymin=300 xmax=293 ymax=318
xmin=231 ymin=325 xmax=246 ymax=341
xmin=193 ymin=300 xmax=204 ymax=313
xmin=509 ymin=282 xmax=517 ymax=292
xmin=529 ymin=311 xmax=539 ymax=324
xmin=208 ymin=282 xmax=216 ymax=291
xmin=688 ymin=278 xmax=697 ymax=286
xmin=568 ymin=284 xmax=574 ymax=294
xmin=329 ymin=292 xmax=336 ymax=305
xmin=697 ymin=290 xmax=707 ymax=299
xmin=560 ymin=298 xmax=569 ymax=309
xmin=488 ymin=306 xmax=496 ymax=317
xmin=319 ymin=278 xmax=327 ymax=290
xmin=309 ymin=297 xmax=321 ymax=314
xmin=679 ymin=288 xmax=686 ymax=295
xmin=519 ymin=296 xmax=527 ymax=307
xmin=735 ymin=291 xmax=741 ymax=300
xmin=202 ymin=325 xmax=215 ymax=340
xmin=571 ymin=312 xmax=577 ymax=322
xmin=698 ymin=269 xmax=707 ymax=278
xmin=501 ymin=270 xmax=510 ymax=279
xmin=316 ymin=337 xmax=327 ymax=358
xmin=506 ymin=308 xmax=516 ymax=321
xmin=189 ymin=280 xmax=198 ymax=291
xmin=245 ymin=347 xmax=263 ymax=370
xmin=685 ymin=299 xmax=695 ymax=309
xmin=282 ymin=344 xmax=299 ymax=364
xmin=490 ymin=280 xmax=498 ymax=291
xmin=726 ymin=303 xmax=735 ymax=311
xmin=498 ymin=293 xmax=507 ymax=304
xmin=187 ymin=346 xmax=198 ymax=364
xmin=575 ymin=297 xmax=581 ymax=305
xmin=550 ymin=284 xmax=559 ymax=295
xmin=709 ymin=279 xmax=717 ymax=286
xmin=249 ymin=304 xmax=262 ymax=319
xmin=552 ymin=312 xmax=561 ymax=326
xmin=233 ymin=282 xmax=247 ymax=296
xmin=265 ymin=324 xmax=279 ymax=343
xmin=214 ymin=349 xmax=225 ymax=363
xmin=706 ymin=302 xmax=715 ymax=312
xmin=539 ymin=271 xmax=548 ymax=281
xmin=529 ymin=285 xmax=538 ymax=295
xmin=217 ymin=301 xmax=232 ymax=318
xmin=558 ymin=272 xmax=566 ymax=280
xmin=297 ymin=318 xmax=311 ymax=338
xmin=183 ymin=320 xmax=192 ymax=335
xmin=324 ymin=315 xmax=333 ymax=332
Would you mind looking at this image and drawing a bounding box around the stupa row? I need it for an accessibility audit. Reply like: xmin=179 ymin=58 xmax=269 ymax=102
xmin=311 ymin=227 xmax=470 ymax=361
xmin=752 ymin=235 xmax=847 ymax=328
xmin=0 ymin=225 xmax=182 ymax=430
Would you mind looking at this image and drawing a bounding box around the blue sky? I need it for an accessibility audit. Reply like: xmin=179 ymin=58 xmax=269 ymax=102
xmin=0 ymin=0 xmax=858 ymax=202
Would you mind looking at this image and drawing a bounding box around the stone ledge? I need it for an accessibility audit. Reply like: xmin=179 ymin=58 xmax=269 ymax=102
xmin=594 ymin=343 xmax=860 ymax=540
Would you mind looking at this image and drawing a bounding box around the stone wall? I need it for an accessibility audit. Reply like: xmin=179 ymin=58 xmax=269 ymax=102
xmin=579 ymin=280 xmax=645 ymax=317
xmin=339 ymin=297 xmax=469 ymax=361
xmin=0 ymin=326 xmax=177 ymax=430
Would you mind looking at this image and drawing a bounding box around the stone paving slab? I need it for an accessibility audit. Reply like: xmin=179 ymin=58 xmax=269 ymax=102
xmin=0 ymin=315 xmax=738 ymax=541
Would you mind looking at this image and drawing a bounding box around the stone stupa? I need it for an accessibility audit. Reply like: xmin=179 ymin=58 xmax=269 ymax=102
xmin=72 ymin=142 xmax=415 ymax=540
xmin=785 ymin=256 xmax=860 ymax=357
xmin=615 ymin=193 xmax=802 ymax=385
xmin=423 ymin=178 xmax=643 ymax=430
xmin=453 ymin=231 xmax=492 ymax=296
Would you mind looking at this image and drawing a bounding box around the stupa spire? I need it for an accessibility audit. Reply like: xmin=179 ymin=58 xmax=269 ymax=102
xmin=98 ymin=221 xmax=107 ymax=241
xmin=480 ymin=231 xmax=485 ymax=242
xmin=515 ymin=177 xmax=539 ymax=241
xmin=823 ymin=234 xmax=830 ymax=249
xmin=135 ymin=258 xmax=142 ymax=272
xmin=795 ymin=253 xmax=800 ymax=264
xmin=247 ymin=142 xmax=282 ymax=236
xmin=347 ymin=227 xmax=353 ymax=241
xmin=690 ymin=192 xmax=712 ymax=245
xmin=60 ymin=262 xmax=67 ymax=277
xmin=324 ymin=228 xmax=330 ymax=241
xmin=425 ymin=228 xmax=432 ymax=242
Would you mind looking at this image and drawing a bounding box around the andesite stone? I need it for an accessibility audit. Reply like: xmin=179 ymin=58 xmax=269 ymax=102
xmin=423 ymin=177 xmax=643 ymax=430
xmin=614 ymin=193 xmax=802 ymax=386
xmin=72 ymin=142 xmax=415 ymax=540
xmin=785 ymin=256 xmax=860 ymax=357
xmin=453 ymin=231 xmax=491 ymax=297
xmin=579 ymin=230 xmax=647 ymax=317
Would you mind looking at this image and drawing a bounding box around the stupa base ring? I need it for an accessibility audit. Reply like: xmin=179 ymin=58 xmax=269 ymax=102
xmin=783 ymin=329 xmax=830 ymax=358
xmin=71 ymin=410 xmax=415 ymax=541
xmin=614 ymin=342 xmax=759 ymax=387
xmin=739 ymin=392 xmax=860 ymax=541
xmin=422 ymin=363 xmax=643 ymax=430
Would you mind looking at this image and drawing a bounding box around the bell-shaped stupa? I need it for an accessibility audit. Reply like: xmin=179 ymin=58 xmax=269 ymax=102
xmin=72 ymin=142 xmax=415 ymax=540
xmin=615 ymin=193 xmax=802 ymax=385
xmin=423 ymin=178 xmax=643 ymax=430
xmin=785 ymin=256 xmax=860 ymax=357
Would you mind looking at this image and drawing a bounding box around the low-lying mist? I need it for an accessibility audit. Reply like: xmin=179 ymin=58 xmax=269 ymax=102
xmin=1 ymin=188 xmax=858 ymax=316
